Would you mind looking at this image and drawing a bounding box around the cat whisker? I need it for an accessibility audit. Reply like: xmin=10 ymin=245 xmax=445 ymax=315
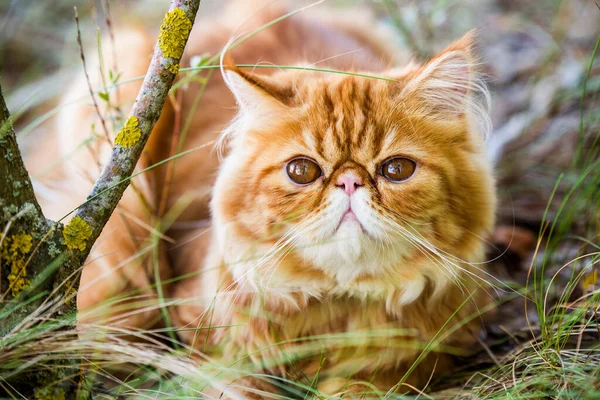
xmin=220 ymin=215 xmax=319 ymax=319
xmin=380 ymin=216 xmax=510 ymax=299
xmin=374 ymin=214 xmax=472 ymax=294
xmin=376 ymin=203 xmax=516 ymax=296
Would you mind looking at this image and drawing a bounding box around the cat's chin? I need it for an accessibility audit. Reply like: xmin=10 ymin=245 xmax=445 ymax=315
xmin=297 ymin=224 xmax=412 ymax=284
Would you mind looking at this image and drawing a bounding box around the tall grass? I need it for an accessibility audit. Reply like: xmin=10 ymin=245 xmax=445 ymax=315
xmin=452 ymin=33 xmax=600 ymax=400
xmin=1 ymin=0 xmax=599 ymax=399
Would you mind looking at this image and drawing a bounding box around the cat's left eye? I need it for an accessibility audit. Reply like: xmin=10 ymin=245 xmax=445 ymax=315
xmin=286 ymin=157 xmax=322 ymax=185
xmin=380 ymin=157 xmax=417 ymax=182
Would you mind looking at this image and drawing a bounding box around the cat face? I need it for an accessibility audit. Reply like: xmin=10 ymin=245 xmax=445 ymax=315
xmin=212 ymin=33 xmax=495 ymax=285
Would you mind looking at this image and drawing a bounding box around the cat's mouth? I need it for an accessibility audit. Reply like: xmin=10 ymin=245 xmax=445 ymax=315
xmin=334 ymin=208 xmax=365 ymax=234
xmin=342 ymin=209 xmax=358 ymax=222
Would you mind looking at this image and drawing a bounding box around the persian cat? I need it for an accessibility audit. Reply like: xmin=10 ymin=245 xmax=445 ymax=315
xmin=40 ymin=0 xmax=496 ymax=397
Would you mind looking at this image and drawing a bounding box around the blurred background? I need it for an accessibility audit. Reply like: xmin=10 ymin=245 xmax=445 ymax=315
xmin=3 ymin=0 xmax=598 ymax=268
xmin=2 ymin=0 xmax=598 ymax=206
xmin=1 ymin=0 xmax=599 ymax=396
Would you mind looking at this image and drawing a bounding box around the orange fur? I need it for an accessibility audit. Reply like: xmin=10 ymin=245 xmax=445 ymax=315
xmin=40 ymin=0 xmax=496 ymax=396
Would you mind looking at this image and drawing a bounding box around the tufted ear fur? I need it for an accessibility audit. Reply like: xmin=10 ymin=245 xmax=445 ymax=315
xmin=398 ymin=30 xmax=486 ymax=121
xmin=222 ymin=56 xmax=294 ymax=116
xmin=218 ymin=55 xmax=299 ymax=153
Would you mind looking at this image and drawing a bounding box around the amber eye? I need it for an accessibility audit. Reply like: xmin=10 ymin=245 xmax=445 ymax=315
xmin=286 ymin=157 xmax=322 ymax=185
xmin=380 ymin=157 xmax=417 ymax=182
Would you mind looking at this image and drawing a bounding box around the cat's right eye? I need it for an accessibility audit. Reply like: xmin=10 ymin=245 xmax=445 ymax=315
xmin=286 ymin=157 xmax=322 ymax=185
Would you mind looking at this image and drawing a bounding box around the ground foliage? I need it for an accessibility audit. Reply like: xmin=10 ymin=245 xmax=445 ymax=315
xmin=1 ymin=0 xmax=599 ymax=398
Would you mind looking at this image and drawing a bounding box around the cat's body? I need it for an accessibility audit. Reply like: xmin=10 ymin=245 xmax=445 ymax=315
xmin=36 ymin=1 xmax=495 ymax=397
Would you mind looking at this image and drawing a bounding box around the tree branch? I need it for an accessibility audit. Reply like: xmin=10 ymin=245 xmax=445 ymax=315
xmin=0 ymin=0 xmax=202 ymax=396
xmin=0 ymin=81 xmax=59 ymax=319
xmin=63 ymin=0 xmax=202 ymax=263
xmin=0 ymin=84 xmax=45 ymax=219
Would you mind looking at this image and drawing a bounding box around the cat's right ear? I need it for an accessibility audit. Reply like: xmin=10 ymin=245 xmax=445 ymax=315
xmin=222 ymin=56 xmax=293 ymax=116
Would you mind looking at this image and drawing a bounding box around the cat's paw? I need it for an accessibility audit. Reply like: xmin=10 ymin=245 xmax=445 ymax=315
xmin=224 ymin=317 xmax=292 ymax=376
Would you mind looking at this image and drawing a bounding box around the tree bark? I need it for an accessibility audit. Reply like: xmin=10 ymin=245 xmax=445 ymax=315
xmin=0 ymin=0 xmax=202 ymax=397
xmin=0 ymin=82 xmax=75 ymax=336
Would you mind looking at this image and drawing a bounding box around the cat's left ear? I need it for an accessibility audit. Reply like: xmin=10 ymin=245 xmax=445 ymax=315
xmin=396 ymin=30 xmax=482 ymax=120
xmin=222 ymin=56 xmax=294 ymax=116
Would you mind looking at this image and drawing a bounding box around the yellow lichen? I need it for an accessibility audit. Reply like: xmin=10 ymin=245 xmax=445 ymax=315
xmin=114 ymin=116 xmax=142 ymax=148
xmin=1 ymin=232 xmax=33 ymax=297
xmin=34 ymin=386 xmax=65 ymax=400
xmin=582 ymin=269 xmax=598 ymax=293
xmin=65 ymin=286 xmax=77 ymax=305
xmin=165 ymin=62 xmax=180 ymax=74
xmin=158 ymin=8 xmax=192 ymax=59
xmin=63 ymin=216 xmax=92 ymax=251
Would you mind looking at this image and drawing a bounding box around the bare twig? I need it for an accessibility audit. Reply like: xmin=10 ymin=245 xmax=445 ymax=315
xmin=101 ymin=0 xmax=121 ymax=108
xmin=74 ymin=6 xmax=112 ymax=145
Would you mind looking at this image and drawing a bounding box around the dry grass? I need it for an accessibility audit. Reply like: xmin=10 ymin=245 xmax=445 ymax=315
xmin=1 ymin=0 xmax=599 ymax=398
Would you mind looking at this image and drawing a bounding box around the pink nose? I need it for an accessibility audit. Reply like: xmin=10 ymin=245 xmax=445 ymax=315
xmin=336 ymin=173 xmax=363 ymax=195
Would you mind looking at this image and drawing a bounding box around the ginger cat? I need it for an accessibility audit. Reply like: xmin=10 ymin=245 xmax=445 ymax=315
xmin=39 ymin=0 xmax=495 ymax=397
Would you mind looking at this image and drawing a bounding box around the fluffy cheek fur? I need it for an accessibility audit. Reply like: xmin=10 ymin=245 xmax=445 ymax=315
xmin=212 ymin=32 xmax=496 ymax=302
xmin=212 ymin=130 xmax=321 ymax=250
xmin=213 ymin=124 xmax=491 ymax=292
